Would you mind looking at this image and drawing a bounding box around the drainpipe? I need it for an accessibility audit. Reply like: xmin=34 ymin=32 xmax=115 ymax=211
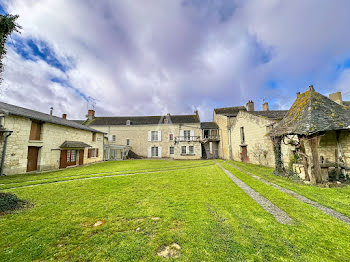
xmin=1 ymin=131 xmax=13 ymax=176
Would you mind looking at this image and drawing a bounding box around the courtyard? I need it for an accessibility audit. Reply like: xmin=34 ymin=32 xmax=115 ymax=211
xmin=0 ymin=160 xmax=350 ymax=261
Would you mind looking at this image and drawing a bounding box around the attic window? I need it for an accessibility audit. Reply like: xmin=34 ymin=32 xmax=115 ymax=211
xmin=126 ymin=120 xmax=131 ymax=125
xmin=164 ymin=118 xmax=169 ymax=124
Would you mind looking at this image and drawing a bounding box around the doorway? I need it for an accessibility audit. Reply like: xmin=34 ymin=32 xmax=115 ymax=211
xmin=240 ymin=145 xmax=248 ymax=163
xmin=27 ymin=146 xmax=39 ymax=172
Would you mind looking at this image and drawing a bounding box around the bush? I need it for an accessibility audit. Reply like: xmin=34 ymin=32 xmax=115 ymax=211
xmin=0 ymin=192 xmax=26 ymax=213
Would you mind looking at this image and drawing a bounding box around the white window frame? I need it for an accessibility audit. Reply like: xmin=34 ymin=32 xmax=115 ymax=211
xmin=181 ymin=146 xmax=187 ymax=154
xmin=151 ymin=131 xmax=158 ymax=141
xmin=184 ymin=130 xmax=191 ymax=141
xmin=151 ymin=146 xmax=158 ymax=157
xmin=189 ymin=146 xmax=194 ymax=155
xmin=169 ymin=133 xmax=174 ymax=141
xmin=112 ymin=135 xmax=116 ymax=142
xmin=126 ymin=139 xmax=130 ymax=146
xmin=169 ymin=146 xmax=174 ymax=155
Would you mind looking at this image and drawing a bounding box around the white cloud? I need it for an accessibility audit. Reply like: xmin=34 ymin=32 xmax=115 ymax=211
xmin=1 ymin=0 xmax=350 ymax=121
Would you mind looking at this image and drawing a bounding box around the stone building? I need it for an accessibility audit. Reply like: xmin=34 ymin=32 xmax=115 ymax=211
xmin=82 ymin=110 xmax=203 ymax=160
xmin=270 ymin=86 xmax=350 ymax=183
xmin=0 ymin=102 xmax=104 ymax=175
xmin=230 ymin=106 xmax=288 ymax=166
xmin=213 ymin=106 xmax=246 ymax=159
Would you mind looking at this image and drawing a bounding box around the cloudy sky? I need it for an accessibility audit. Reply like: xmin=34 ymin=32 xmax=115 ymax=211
xmin=1 ymin=0 xmax=350 ymax=121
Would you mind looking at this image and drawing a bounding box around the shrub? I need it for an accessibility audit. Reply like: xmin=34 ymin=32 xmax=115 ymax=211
xmin=0 ymin=192 xmax=26 ymax=213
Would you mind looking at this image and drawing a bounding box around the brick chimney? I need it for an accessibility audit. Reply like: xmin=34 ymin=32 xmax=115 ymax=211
xmin=62 ymin=114 xmax=67 ymax=119
xmin=87 ymin=109 xmax=95 ymax=120
xmin=263 ymin=102 xmax=269 ymax=111
xmin=50 ymin=107 xmax=53 ymax=116
xmin=194 ymin=110 xmax=200 ymax=121
xmin=329 ymin=92 xmax=343 ymax=105
xmin=246 ymin=100 xmax=254 ymax=112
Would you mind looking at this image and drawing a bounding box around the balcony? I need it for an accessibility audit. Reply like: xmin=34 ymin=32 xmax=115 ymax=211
xmin=202 ymin=134 xmax=220 ymax=141
xmin=175 ymin=136 xmax=201 ymax=142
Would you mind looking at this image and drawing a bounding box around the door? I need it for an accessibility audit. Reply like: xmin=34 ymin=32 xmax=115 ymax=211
xmin=79 ymin=149 xmax=84 ymax=165
xmin=60 ymin=150 xmax=68 ymax=169
xmin=241 ymin=146 xmax=248 ymax=163
xmin=27 ymin=146 xmax=39 ymax=172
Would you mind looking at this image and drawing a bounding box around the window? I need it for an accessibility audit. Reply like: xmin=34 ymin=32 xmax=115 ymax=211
xmin=151 ymin=131 xmax=158 ymax=141
xmin=67 ymin=150 xmax=76 ymax=163
xmin=184 ymin=130 xmax=191 ymax=140
xmin=92 ymin=132 xmax=96 ymax=142
xmin=126 ymin=120 xmax=131 ymax=125
xmin=169 ymin=134 xmax=174 ymax=141
xmin=181 ymin=146 xmax=187 ymax=154
xmin=189 ymin=146 xmax=194 ymax=154
xmin=240 ymin=127 xmax=245 ymax=144
xmin=88 ymin=148 xmax=97 ymax=158
xmin=126 ymin=139 xmax=130 ymax=145
xmin=29 ymin=121 xmax=42 ymax=140
xmin=164 ymin=118 xmax=169 ymax=124
xmin=151 ymin=147 xmax=158 ymax=157
xmin=112 ymin=135 xmax=116 ymax=142
xmin=169 ymin=146 xmax=174 ymax=154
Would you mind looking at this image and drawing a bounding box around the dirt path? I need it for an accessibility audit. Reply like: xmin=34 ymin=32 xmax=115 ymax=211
xmin=216 ymin=162 xmax=293 ymax=225
xmin=226 ymin=162 xmax=350 ymax=226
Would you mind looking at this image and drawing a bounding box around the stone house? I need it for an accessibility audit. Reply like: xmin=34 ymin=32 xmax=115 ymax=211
xmin=81 ymin=110 xmax=203 ymax=160
xmin=213 ymin=105 xmax=246 ymax=159
xmin=0 ymin=102 xmax=104 ymax=175
xmin=270 ymin=86 xmax=350 ymax=183
xmin=230 ymin=105 xmax=288 ymax=167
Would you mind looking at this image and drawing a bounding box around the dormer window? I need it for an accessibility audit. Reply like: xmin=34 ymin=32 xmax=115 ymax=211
xmin=126 ymin=120 xmax=131 ymax=125
xmin=164 ymin=118 xmax=169 ymax=124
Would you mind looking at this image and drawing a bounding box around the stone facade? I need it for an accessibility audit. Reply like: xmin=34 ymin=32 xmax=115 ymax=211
xmin=230 ymin=111 xmax=276 ymax=166
xmin=213 ymin=112 xmax=233 ymax=159
xmin=89 ymin=123 xmax=202 ymax=160
xmin=0 ymin=115 xmax=104 ymax=175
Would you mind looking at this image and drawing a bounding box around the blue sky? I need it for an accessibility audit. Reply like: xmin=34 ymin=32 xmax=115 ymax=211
xmin=1 ymin=0 xmax=350 ymax=120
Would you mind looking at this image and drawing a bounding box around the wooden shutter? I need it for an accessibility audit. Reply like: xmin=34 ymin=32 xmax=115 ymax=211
xmin=147 ymin=147 xmax=152 ymax=157
xmin=96 ymin=148 xmax=99 ymax=157
xmin=190 ymin=130 xmax=194 ymax=139
xmin=148 ymin=131 xmax=151 ymax=141
xmin=158 ymin=131 xmax=162 ymax=141
xmin=158 ymin=147 xmax=162 ymax=158
xmin=180 ymin=130 xmax=184 ymax=137
xmin=59 ymin=150 xmax=68 ymax=169
xmin=29 ymin=121 xmax=41 ymax=140
xmin=88 ymin=149 xmax=91 ymax=158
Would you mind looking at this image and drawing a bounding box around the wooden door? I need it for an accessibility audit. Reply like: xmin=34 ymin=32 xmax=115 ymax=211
xmin=241 ymin=146 xmax=248 ymax=163
xmin=60 ymin=150 xmax=68 ymax=169
xmin=27 ymin=147 xmax=39 ymax=172
xmin=79 ymin=149 xmax=84 ymax=165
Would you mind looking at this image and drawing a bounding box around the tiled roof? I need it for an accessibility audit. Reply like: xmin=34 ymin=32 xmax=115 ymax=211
xmin=87 ymin=114 xmax=200 ymax=126
xmin=214 ymin=106 xmax=246 ymax=116
xmin=201 ymin=122 xmax=219 ymax=129
xmin=71 ymin=120 xmax=85 ymax=125
xmin=246 ymin=110 xmax=288 ymax=121
xmin=60 ymin=141 xmax=92 ymax=148
xmin=0 ymin=101 xmax=103 ymax=133
xmin=270 ymin=88 xmax=350 ymax=137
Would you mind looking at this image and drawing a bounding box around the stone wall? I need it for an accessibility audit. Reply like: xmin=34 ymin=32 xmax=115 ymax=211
xmin=89 ymin=123 xmax=202 ymax=159
xmin=0 ymin=115 xmax=104 ymax=175
xmin=213 ymin=113 xmax=231 ymax=159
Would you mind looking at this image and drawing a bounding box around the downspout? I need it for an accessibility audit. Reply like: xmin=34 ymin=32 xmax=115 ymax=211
xmin=1 ymin=131 xmax=13 ymax=176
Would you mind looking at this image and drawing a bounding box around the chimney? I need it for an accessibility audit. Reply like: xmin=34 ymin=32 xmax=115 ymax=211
xmin=87 ymin=109 xmax=95 ymax=120
xmin=263 ymin=102 xmax=269 ymax=111
xmin=62 ymin=114 xmax=67 ymax=119
xmin=246 ymin=100 xmax=255 ymax=112
xmin=297 ymin=92 xmax=300 ymax=97
xmin=194 ymin=110 xmax=200 ymax=121
xmin=329 ymin=92 xmax=343 ymax=105
xmin=309 ymin=85 xmax=315 ymax=91
xmin=50 ymin=107 xmax=53 ymax=116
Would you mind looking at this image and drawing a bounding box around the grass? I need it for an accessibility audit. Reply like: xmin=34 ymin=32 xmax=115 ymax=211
xmin=229 ymin=160 xmax=350 ymax=217
xmin=0 ymin=160 xmax=349 ymax=261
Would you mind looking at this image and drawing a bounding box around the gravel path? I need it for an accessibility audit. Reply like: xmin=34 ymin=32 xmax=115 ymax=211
xmin=216 ymin=162 xmax=293 ymax=225
xmin=226 ymin=162 xmax=350 ymax=226
xmin=3 ymin=164 xmax=214 ymax=190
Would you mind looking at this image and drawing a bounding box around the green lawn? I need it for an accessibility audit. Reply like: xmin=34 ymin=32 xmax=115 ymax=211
xmin=229 ymin=160 xmax=350 ymax=217
xmin=0 ymin=160 xmax=350 ymax=261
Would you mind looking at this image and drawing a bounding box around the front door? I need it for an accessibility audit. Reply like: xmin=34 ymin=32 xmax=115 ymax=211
xmin=60 ymin=150 xmax=68 ymax=169
xmin=241 ymin=146 xmax=248 ymax=163
xmin=27 ymin=146 xmax=39 ymax=172
xmin=79 ymin=149 xmax=84 ymax=165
